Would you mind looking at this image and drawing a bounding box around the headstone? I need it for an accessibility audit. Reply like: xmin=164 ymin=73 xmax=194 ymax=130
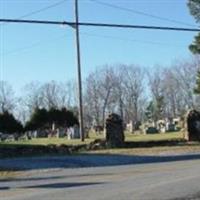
xmin=126 ymin=120 xmax=134 ymax=133
xmin=68 ymin=125 xmax=80 ymax=139
xmin=33 ymin=130 xmax=38 ymax=138
xmin=67 ymin=127 xmax=73 ymax=140
xmin=185 ymin=110 xmax=200 ymax=141
xmin=58 ymin=128 xmax=67 ymax=138
xmin=157 ymin=120 xmax=166 ymax=133
xmin=167 ymin=123 xmax=176 ymax=132
xmin=160 ymin=126 xmax=166 ymax=133
xmin=145 ymin=127 xmax=159 ymax=134
xmin=73 ymin=125 xmax=80 ymax=138
xmin=105 ymin=113 xmax=124 ymax=147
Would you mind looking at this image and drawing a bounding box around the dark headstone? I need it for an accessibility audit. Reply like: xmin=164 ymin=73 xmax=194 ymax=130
xmin=167 ymin=124 xmax=176 ymax=132
xmin=146 ymin=127 xmax=159 ymax=134
xmin=186 ymin=110 xmax=200 ymax=141
xmin=105 ymin=113 xmax=124 ymax=147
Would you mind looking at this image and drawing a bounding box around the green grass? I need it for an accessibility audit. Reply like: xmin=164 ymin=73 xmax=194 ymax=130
xmin=0 ymin=131 xmax=104 ymax=146
xmin=0 ymin=138 xmax=91 ymax=146
xmin=125 ymin=131 xmax=184 ymax=142
xmin=0 ymin=131 xmax=184 ymax=146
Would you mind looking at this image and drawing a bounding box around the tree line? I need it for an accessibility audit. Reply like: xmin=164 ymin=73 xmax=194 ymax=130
xmin=0 ymin=57 xmax=200 ymax=133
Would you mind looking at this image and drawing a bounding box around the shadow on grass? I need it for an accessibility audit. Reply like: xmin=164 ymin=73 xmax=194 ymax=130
xmin=0 ymin=182 xmax=104 ymax=190
xmin=0 ymin=152 xmax=200 ymax=172
xmin=0 ymin=143 xmax=87 ymax=159
xmin=0 ymin=138 xmax=187 ymax=159
xmin=0 ymin=173 xmax=114 ymax=182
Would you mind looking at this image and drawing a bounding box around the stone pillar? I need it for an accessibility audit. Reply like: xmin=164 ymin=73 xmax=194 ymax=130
xmin=185 ymin=110 xmax=200 ymax=141
xmin=105 ymin=113 xmax=125 ymax=147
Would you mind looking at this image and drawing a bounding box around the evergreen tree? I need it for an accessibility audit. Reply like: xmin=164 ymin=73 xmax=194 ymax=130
xmin=25 ymin=108 xmax=48 ymax=131
xmin=188 ymin=0 xmax=200 ymax=54
xmin=25 ymin=107 xmax=78 ymax=131
xmin=0 ymin=111 xmax=23 ymax=134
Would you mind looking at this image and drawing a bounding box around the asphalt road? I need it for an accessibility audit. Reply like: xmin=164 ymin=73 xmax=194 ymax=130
xmin=1 ymin=156 xmax=200 ymax=200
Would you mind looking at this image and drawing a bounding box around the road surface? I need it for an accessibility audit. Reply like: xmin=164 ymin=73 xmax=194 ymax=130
xmin=1 ymin=155 xmax=200 ymax=200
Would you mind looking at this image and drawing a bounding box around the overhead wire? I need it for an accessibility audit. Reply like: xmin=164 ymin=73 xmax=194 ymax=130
xmin=1 ymin=29 xmax=187 ymax=57
xmin=80 ymin=32 xmax=186 ymax=47
xmin=0 ymin=1 xmax=198 ymax=57
xmin=0 ymin=0 xmax=69 ymax=81
xmin=16 ymin=0 xmax=69 ymax=19
xmin=0 ymin=33 xmax=70 ymax=57
xmin=0 ymin=19 xmax=200 ymax=32
xmin=89 ymin=0 xmax=198 ymax=28
xmin=0 ymin=0 xmax=68 ymax=26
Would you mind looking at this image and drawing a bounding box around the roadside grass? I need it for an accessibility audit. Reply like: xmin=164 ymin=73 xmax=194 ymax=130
xmin=1 ymin=131 xmax=199 ymax=161
xmin=0 ymin=167 xmax=20 ymax=179
xmin=0 ymin=131 xmax=200 ymax=176
xmin=88 ymin=131 xmax=199 ymax=155
xmin=88 ymin=142 xmax=200 ymax=156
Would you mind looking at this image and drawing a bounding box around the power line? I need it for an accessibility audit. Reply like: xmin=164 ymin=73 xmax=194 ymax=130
xmin=17 ymin=0 xmax=68 ymax=19
xmin=1 ymin=30 xmax=187 ymax=57
xmin=80 ymin=32 xmax=186 ymax=47
xmin=0 ymin=19 xmax=200 ymax=32
xmin=0 ymin=0 xmax=68 ymax=26
xmin=90 ymin=0 xmax=198 ymax=28
xmin=0 ymin=33 xmax=69 ymax=57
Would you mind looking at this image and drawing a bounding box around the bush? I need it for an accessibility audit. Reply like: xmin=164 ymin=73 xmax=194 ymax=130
xmin=25 ymin=107 xmax=79 ymax=131
xmin=0 ymin=111 xmax=23 ymax=134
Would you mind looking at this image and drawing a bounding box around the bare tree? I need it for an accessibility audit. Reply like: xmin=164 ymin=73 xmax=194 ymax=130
xmin=148 ymin=66 xmax=165 ymax=121
xmin=0 ymin=81 xmax=15 ymax=113
xmin=84 ymin=64 xmax=146 ymax=127
xmin=120 ymin=64 xmax=145 ymax=124
xmin=84 ymin=71 xmax=102 ymax=127
xmin=84 ymin=66 xmax=118 ymax=128
xmin=147 ymin=58 xmax=199 ymax=120
xmin=172 ymin=58 xmax=199 ymax=110
xmin=22 ymin=81 xmax=43 ymax=113
xmin=64 ymin=80 xmax=77 ymax=108
xmin=36 ymin=80 xmax=76 ymax=110
xmin=162 ymin=68 xmax=180 ymax=118
xmin=98 ymin=66 xmax=117 ymax=127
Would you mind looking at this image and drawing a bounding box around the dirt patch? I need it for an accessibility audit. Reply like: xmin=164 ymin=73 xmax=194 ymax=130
xmin=87 ymin=138 xmax=187 ymax=150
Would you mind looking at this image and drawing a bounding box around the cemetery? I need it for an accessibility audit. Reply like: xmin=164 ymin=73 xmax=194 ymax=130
xmin=0 ymin=109 xmax=199 ymax=143
xmin=1 ymin=108 xmax=200 ymax=158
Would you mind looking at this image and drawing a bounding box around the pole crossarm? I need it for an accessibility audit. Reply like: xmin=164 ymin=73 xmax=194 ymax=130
xmin=0 ymin=19 xmax=200 ymax=32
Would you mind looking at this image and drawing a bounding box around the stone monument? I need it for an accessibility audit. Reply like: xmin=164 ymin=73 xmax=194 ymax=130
xmin=105 ymin=113 xmax=124 ymax=147
xmin=185 ymin=109 xmax=200 ymax=141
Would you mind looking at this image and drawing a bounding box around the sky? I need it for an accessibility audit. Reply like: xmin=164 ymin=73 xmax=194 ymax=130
xmin=0 ymin=0 xmax=199 ymax=94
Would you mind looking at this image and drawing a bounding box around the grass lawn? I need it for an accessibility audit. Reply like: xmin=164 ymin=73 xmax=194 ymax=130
xmin=0 ymin=131 xmax=184 ymax=146
xmin=125 ymin=131 xmax=184 ymax=142
xmin=0 ymin=132 xmax=103 ymax=146
xmin=0 ymin=138 xmax=92 ymax=146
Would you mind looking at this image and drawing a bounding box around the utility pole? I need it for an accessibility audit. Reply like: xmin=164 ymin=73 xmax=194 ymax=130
xmin=74 ymin=0 xmax=84 ymax=141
